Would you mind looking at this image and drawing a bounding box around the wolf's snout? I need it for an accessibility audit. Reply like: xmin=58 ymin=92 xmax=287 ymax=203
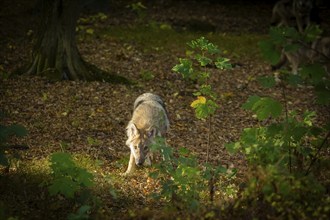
xmin=136 ymin=159 xmax=144 ymax=166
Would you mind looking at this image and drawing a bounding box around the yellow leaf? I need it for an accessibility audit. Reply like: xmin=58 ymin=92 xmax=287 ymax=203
xmin=86 ymin=28 xmax=94 ymax=34
xmin=191 ymin=96 xmax=206 ymax=108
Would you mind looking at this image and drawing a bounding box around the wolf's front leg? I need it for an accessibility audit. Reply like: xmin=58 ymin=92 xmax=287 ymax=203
xmin=124 ymin=152 xmax=136 ymax=175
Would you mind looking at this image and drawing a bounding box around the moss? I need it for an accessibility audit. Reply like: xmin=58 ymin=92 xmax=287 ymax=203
xmin=100 ymin=24 xmax=266 ymax=60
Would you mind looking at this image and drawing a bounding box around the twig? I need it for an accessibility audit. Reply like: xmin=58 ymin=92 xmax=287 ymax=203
xmin=206 ymin=115 xmax=212 ymax=164
xmin=281 ymin=83 xmax=292 ymax=173
xmin=305 ymin=130 xmax=330 ymax=176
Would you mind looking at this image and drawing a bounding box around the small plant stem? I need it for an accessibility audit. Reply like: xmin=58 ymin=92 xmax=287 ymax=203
xmin=209 ymin=171 xmax=214 ymax=202
xmin=305 ymin=130 xmax=330 ymax=176
xmin=281 ymin=83 xmax=292 ymax=173
xmin=206 ymin=115 xmax=212 ymax=164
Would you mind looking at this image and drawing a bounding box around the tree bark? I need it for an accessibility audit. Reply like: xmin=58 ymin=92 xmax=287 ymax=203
xmin=26 ymin=0 xmax=93 ymax=80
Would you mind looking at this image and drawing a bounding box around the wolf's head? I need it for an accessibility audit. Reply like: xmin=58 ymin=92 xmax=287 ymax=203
xmin=126 ymin=123 xmax=157 ymax=166
xmin=294 ymin=0 xmax=313 ymax=14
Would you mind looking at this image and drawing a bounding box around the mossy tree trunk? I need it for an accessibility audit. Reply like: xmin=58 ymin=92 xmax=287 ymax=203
xmin=26 ymin=0 xmax=93 ymax=80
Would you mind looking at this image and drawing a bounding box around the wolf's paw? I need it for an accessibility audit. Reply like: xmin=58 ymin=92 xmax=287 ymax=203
xmin=121 ymin=171 xmax=133 ymax=177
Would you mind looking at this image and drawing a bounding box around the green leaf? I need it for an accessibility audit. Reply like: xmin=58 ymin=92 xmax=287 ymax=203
xmin=258 ymin=40 xmax=281 ymax=65
xmin=253 ymin=98 xmax=283 ymax=120
xmin=243 ymin=96 xmax=283 ymax=120
xmin=198 ymin=84 xmax=217 ymax=99
xmin=48 ymin=152 xmax=94 ymax=199
xmin=241 ymin=128 xmax=259 ymax=145
xmin=303 ymin=25 xmax=323 ymax=42
xmin=257 ymin=76 xmax=276 ymax=88
xmin=172 ymin=58 xmax=194 ymax=79
xmin=195 ymin=54 xmax=212 ymax=66
xmin=215 ymin=57 xmax=232 ymax=70
xmin=178 ymin=147 xmax=190 ymax=156
xmin=290 ymin=126 xmax=308 ymax=142
xmin=149 ymin=171 xmax=159 ymax=179
xmin=225 ymin=142 xmax=240 ymax=154
xmin=76 ymin=168 xmax=94 ymax=187
xmin=67 ymin=205 xmax=91 ymax=220
xmin=242 ymin=95 xmax=261 ymax=110
xmin=314 ymin=85 xmax=330 ymax=105
xmin=283 ymin=43 xmax=300 ymax=52
xmin=50 ymin=152 xmax=75 ymax=171
xmin=300 ymin=64 xmax=327 ymax=84
xmin=286 ymin=74 xmax=303 ymax=86
xmin=215 ymin=165 xmax=227 ymax=174
xmin=188 ymin=37 xmax=220 ymax=54
xmin=192 ymin=98 xmax=218 ymax=119
xmin=303 ymin=111 xmax=316 ymax=126
xmin=266 ymin=123 xmax=283 ymax=137
xmin=269 ymin=27 xmax=287 ymax=44
xmin=48 ymin=176 xmax=79 ymax=198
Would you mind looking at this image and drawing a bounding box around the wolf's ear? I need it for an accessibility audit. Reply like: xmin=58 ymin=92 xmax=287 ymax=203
xmin=127 ymin=123 xmax=139 ymax=137
xmin=147 ymin=127 xmax=157 ymax=138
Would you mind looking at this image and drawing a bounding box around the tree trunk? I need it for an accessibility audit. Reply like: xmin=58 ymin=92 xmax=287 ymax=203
xmin=26 ymin=0 xmax=93 ymax=80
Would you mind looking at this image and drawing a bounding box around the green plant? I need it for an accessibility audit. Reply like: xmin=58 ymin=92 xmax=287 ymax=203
xmin=172 ymin=36 xmax=231 ymax=161
xmin=258 ymin=26 xmax=330 ymax=104
xmin=67 ymin=205 xmax=91 ymax=220
xmin=0 ymin=115 xmax=27 ymax=168
xmin=48 ymin=152 xmax=94 ymax=199
xmin=225 ymin=26 xmax=330 ymax=219
xmin=149 ymin=137 xmax=235 ymax=212
xmin=171 ymin=37 xmax=233 ymax=207
xmin=127 ymin=2 xmax=147 ymax=22
xmin=140 ymin=70 xmax=155 ymax=81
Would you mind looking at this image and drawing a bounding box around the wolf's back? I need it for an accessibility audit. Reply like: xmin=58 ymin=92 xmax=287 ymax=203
xmin=130 ymin=93 xmax=169 ymax=134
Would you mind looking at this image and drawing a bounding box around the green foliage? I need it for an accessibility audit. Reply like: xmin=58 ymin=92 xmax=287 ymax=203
xmin=226 ymin=102 xmax=329 ymax=217
xmin=259 ymin=26 xmax=330 ymax=104
xmin=168 ymin=37 xmax=235 ymax=212
xmin=172 ymin=58 xmax=195 ymax=80
xmin=242 ymin=95 xmax=282 ymax=120
xmin=226 ymin=25 xmax=330 ymax=218
xmin=149 ymin=137 xmax=235 ymax=211
xmin=127 ymin=2 xmax=147 ymax=22
xmin=257 ymin=76 xmax=276 ymax=88
xmin=0 ymin=119 xmax=27 ymax=167
xmin=48 ymin=152 xmax=94 ymax=199
xmin=67 ymin=205 xmax=91 ymax=220
xmin=172 ymin=37 xmax=231 ymax=120
xmin=190 ymin=96 xmax=218 ymax=120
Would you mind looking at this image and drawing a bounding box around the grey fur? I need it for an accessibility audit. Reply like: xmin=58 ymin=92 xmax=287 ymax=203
xmin=124 ymin=93 xmax=169 ymax=175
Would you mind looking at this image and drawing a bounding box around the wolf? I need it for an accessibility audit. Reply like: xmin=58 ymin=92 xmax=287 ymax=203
xmin=271 ymin=0 xmax=296 ymax=28
xmin=124 ymin=93 xmax=169 ymax=175
xmin=271 ymin=0 xmax=316 ymax=33
xmin=293 ymin=0 xmax=315 ymax=32
xmin=272 ymin=36 xmax=330 ymax=74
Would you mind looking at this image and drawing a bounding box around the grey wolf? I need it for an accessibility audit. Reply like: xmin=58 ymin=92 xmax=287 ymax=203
xmin=124 ymin=93 xmax=169 ymax=175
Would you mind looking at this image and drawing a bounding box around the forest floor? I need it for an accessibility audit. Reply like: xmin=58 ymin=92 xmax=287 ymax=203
xmin=1 ymin=0 xmax=330 ymax=219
